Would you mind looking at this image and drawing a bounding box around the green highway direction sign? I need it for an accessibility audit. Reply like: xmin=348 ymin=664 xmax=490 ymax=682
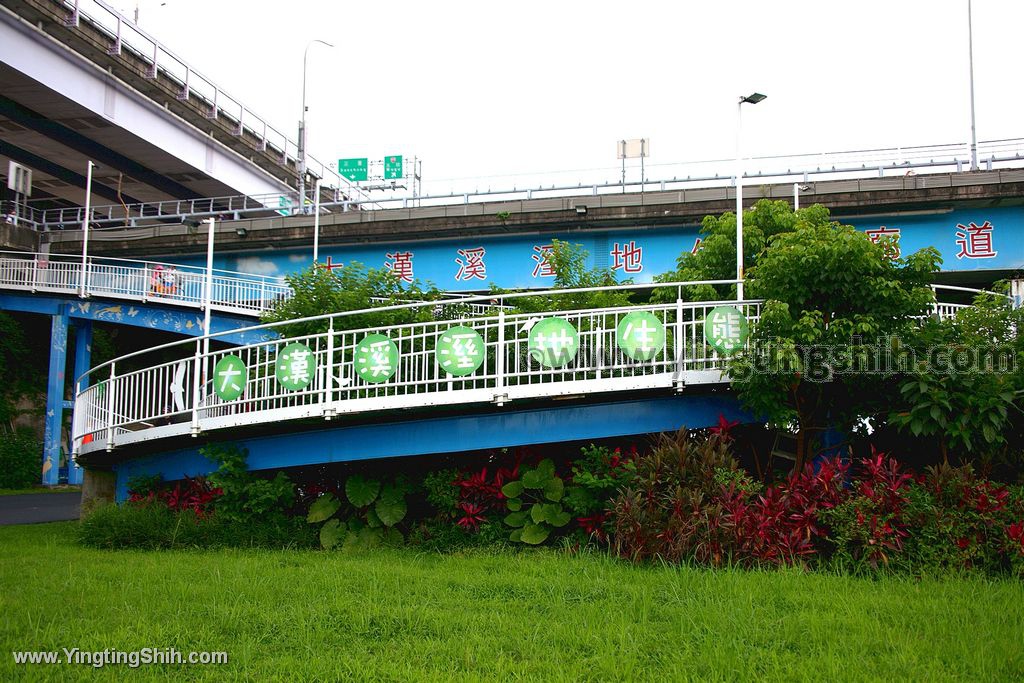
xmin=384 ymin=155 xmax=403 ymax=180
xmin=338 ymin=158 xmax=368 ymax=182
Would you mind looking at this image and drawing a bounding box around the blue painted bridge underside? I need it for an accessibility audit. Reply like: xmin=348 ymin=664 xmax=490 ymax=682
xmin=112 ymin=394 xmax=751 ymax=501
xmin=0 ymin=292 xmax=272 ymax=344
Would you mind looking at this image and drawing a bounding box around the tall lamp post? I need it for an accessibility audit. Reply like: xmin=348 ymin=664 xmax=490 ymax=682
xmin=312 ymin=178 xmax=323 ymax=263
xmin=79 ymin=160 xmax=95 ymax=297
xmin=203 ymin=217 xmax=215 ymax=360
xmin=297 ymin=39 xmax=334 ymax=213
xmin=967 ymin=0 xmax=978 ymax=171
xmin=735 ymin=92 xmax=766 ymax=301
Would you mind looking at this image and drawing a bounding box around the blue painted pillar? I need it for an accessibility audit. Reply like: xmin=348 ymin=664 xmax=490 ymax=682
xmin=42 ymin=305 xmax=69 ymax=486
xmin=67 ymin=320 xmax=92 ymax=486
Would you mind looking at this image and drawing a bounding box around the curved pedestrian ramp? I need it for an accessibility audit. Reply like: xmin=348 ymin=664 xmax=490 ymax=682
xmin=64 ymin=279 xmax=985 ymax=498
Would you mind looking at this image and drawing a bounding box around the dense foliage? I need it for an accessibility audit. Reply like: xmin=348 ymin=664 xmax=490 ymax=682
xmin=81 ymin=435 xmax=1024 ymax=579
xmin=0 ymin=429 xmax=41 ymax=490
xmin=260 ymin=261 xmax=443 ymax=337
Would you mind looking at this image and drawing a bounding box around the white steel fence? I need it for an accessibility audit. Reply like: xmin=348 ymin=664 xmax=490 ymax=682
xmin=0 ymin=251 xmax=291 ymax=316
xmin=71 ymin=280 xmax=1004 ymax=457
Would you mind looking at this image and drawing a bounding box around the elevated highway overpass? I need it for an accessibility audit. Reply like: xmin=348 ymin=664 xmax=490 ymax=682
xmin=0 ymin=0 xmax=360 ymax=215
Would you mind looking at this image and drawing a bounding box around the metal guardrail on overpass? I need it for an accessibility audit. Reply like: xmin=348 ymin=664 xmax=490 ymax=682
xmin=12 ymin=138 xmax=1024 ymax=232
xmin=0 ymin=251 xmax=523 ymax=318
xmin=51 ymin=0 xmax=370 ymax=202
xmin=70 ymin=280 xmax=1002 ymax=457
xmin=0 ymin=250 xmax=291 ymax=316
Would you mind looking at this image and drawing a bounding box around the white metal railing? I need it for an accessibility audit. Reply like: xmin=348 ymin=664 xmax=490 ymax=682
xmin=11 ymin=138 xmax=1024 ymax=232
xmin=70 ymin=280 xmax=1002 ymax=456
xmin=0 ymin=251 xmax=291 ymax=316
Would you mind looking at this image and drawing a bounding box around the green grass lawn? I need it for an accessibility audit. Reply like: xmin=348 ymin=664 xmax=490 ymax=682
xmin=1 ymin=523 xmax=1022 ymax=681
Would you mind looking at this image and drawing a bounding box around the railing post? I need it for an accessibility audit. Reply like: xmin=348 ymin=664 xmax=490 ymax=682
xmin=190 ymin=340 xmax=203 ymax=437
xmin=674 ymin=297 xmax=685 ymax=392
xmin=105 ymin=363 xmax=117 ymax=451
xmin=493 ymin=310 xmax=506 ymax=406
xmin=322 ymin=319 xmax=335 ymax=419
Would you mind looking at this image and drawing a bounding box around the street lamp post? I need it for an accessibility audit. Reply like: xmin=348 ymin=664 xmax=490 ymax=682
xmin=736 ymin=92 xmax=766 ymax=301
xmin=298 ymin=39 xmax=334 ymax=214
xmin=312 ymin=178 xmax=323 ymax=263
xmin=79 ymin=160 xmax=95 ymax=297
xmin=967 ymin=0 xmax=978 ymax=171
xmin=203 ymin=217 xmax=215 ymax=360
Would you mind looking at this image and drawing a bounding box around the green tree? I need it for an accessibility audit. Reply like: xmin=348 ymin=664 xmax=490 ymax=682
xmin=890 ymin=291 xmax=1021 ymax=466
xmin=0 ymin=312 xmax=39 ymax=431
xmin=261 ymin=262 xmax=442 ymax=337
xmin=730 ymin=214 xmax=941 ymax=469
xmin=654 ymin=199 xmax=823 ymax=302
xmin=499 ymin=239 xmax=633 ymax=313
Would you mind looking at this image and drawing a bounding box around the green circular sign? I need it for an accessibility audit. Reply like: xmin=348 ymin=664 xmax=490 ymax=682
xmin=436 ymin=326 xmax=485 ymax=376
xmin=354 ymin=334 xmax=399 ymax=383
xmin=616 ymin=311 xmax=666 ymax=361
xmin=275 ymin=343 xmax=317 ymax=391
xmin=704 ymin=306 xmax=749 ymax=355
xmin=213 ymin=354 xmax=247 ymax=401
xmin=528 ymin=318 xmax=579 ymax=368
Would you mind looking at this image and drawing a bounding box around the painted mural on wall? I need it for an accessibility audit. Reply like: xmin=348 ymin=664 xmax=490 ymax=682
xmin=171 ymin=206 xmax=1024 ymax=291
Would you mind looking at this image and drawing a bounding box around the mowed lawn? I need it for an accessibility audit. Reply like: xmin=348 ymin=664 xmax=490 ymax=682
xmin=1 ymin=523 xmax=1022 ymax=681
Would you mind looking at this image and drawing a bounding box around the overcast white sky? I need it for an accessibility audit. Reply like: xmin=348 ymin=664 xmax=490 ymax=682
xmin=123 ymin=0 xmax=1023 ymax=194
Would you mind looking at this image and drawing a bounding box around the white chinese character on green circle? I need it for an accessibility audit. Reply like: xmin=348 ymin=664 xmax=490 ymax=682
xmin=704 ymin=306 xmax=749 ymax=355
xmin=354 ymin=334 xmax=398 ymax=383
xmin=528 ymin=318 xmax=579 ymax=368
xmin=436 ymin=326 xmax=485 ymax=376
xmin=213 ymin=355 xmax=247 ymax=401
xmin=616 ymin=311 xmax=665 ymax=361
xmin=276 ymin=343 xmax=317 ymax=391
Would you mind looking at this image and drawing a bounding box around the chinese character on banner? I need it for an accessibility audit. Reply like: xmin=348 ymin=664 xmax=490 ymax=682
xmin=865 ymin=226 xmax=902 ymax=259
xmin=611 ymin=241 xmax=643 ymax=273
xmin=455 ymin=247 xmax=487 ymax=281
xmin=954 ymin=221 xmax=998 ymax=259
xmin=531 ymin=244 xmax=555 ymax=277
xmin=704 ymin=306 xmax=749 ymax=355
xmin=385 ymin=251 xmax=415 ymax=282
xmin=435 ymin=326 xmax=485 ymax=376
xmin=275 ymin=343 xmax=317 ymax=391
xmin=316 ymin=256 xmax=344 ymax=271
xmin=691 ymin=238 xmax=703 ymax=255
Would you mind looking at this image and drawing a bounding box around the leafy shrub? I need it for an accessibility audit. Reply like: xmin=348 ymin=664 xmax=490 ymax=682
xmin=0 ymin=428 xmax=40 ymax=489
xmin=501 ymin=458 xmax=571 ymax=544
xmin=127 ymin=475 xmax=221 ymax=517
xmin=306 ymin=475 xmax=413 ymax=549
xmin=203 ymin=443 xmax=294 ymax=524
xmin=563 ymin=444 xmax=638 ymax=543
xmin=422 ymin=468 xmax=459 ymax=519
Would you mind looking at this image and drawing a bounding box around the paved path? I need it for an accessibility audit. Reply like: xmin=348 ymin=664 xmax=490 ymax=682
xmin=0 ymin=493 xmax=81 ymax=525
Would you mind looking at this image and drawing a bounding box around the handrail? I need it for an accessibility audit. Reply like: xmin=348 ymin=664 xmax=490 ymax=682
xmin=75 ymin=279 xmax=744 ymax=382
xmin=931 ymin=284 xmax=1014 ymax=300
xmin=73 ymin=279 xmax=1007 ymax=389
xmin=0 ymin=250 xmax=292 ymax=316
xmin=10 ymin=137 xmax=1024 ymax=232
xmin=71 ymin=289 xmax=765 ymax=454
xmin=69 ymin=280 xmax=1008 ymax=455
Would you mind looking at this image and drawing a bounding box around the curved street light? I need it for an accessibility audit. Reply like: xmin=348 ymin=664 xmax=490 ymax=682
xmin=298 ymin=39 xmax=334 ymax=213
xmin=736 ymin=92 xmax=766 ymax=301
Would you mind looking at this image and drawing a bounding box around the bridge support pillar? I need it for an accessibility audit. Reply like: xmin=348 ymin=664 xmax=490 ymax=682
xmin=67 ymin=320 xmax=93 ymax=485
xmin=42 ymin=305 xmax=69 ymax=486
